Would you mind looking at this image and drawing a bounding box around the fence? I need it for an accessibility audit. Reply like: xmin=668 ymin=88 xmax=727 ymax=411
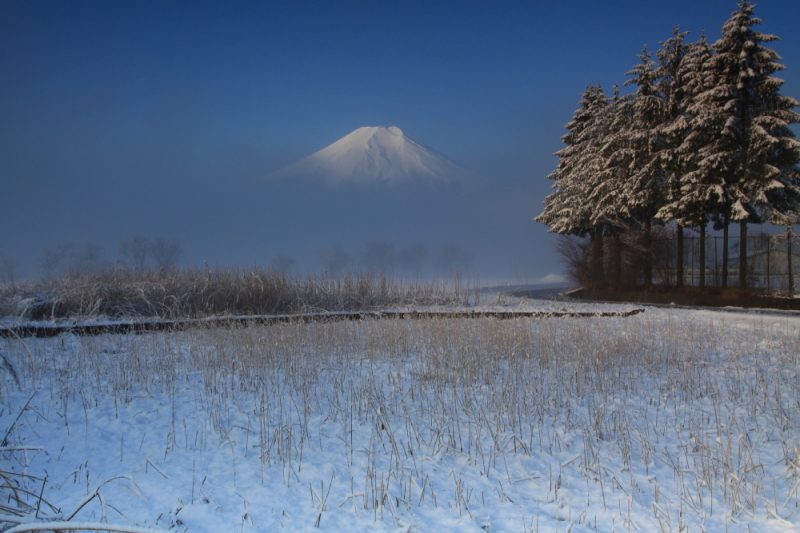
xmin=653 ymin=232 xmax=799 ymax=294
xmin=588 ymin=230 xmax=799 ymax=296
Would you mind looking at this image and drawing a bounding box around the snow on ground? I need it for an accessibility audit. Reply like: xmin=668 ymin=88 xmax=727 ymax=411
xmin=1 ymin=301 xmax=799 ymax=532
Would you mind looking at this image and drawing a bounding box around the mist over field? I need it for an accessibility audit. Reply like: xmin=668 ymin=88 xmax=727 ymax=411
xmin=0 ymin=119 xmax=550 ymax=281
xmin=1 ymin=1 xmax=797 ymax=282
xmin=1 ymin=166 xmax=544 ymax=280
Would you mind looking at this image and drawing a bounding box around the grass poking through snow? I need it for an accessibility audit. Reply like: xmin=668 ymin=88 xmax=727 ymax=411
xmin=1 ymin=309 xmax=799 ymax=531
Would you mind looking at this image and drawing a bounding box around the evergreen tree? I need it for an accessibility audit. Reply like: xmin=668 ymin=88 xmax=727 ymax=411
xmin=689 ymin=1 xmax=800 ymax=288
xmin=586 ymin=84 xmax=632 ymax=285
xmin=585 ymin=85 xmax=629 ymax=229
xmin=535 ymin=85 xmax=608 ymax=237
xmin=536 ymin=2 xmax=799 ymax=292
xmin=592 ymin=49 xmax=664 ymax=286
xmin=653 ymin=27 xmax=692 ymax=286
xmin=535 ymin=85 xmax=611 ymax=285
xmin=660 ymin=32 xmax=716 ymax=287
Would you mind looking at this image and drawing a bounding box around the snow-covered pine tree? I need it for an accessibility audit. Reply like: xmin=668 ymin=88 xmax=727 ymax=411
xmin=535 ymin=85 xmax=610 ymax=284
xmin=592 ymin=48 xmax=665 ymax=286
xmin=536 ymin=85 xmax=607 ymax=236
xmin=583 ymin=84 xmax=631 ymax=285
xmin=662 ymin=31 xmax=716 ymax=287
xmin=689 ymin=1 xmax=800 ymax=289
xmin=653 ymin=27 xmax=692 ymax=287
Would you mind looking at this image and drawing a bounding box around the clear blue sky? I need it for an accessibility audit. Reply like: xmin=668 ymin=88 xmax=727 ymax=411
xmin=2 ymin=0 xmax=798 ymax=280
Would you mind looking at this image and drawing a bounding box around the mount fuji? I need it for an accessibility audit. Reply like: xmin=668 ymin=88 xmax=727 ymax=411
xmin=267 ymin=126 xmax=479 ymax=185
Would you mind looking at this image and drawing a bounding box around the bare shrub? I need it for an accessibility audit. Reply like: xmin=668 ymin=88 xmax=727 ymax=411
xmin=553 ymin=235 xmax=588 ymax=286
xmin=118 ymin=235 xmax=150 ymax=270
xmin=269 ymin=253 xmax=296 ymax=276
xmin=434 ymin=243 xmax=474 ymax=274
xmin=0 ymin=250 xmax=18 ymax=284
xmin=38 ymin=243 xmax=74 ymax=279
xmin=360 ymin=241 xmax=394 ymax=272
xmin=316 ymin=245 xmax=352 ymax=275
xmin=149 ymin=238 xmax=181 ymax=270
xmin=69 ymin=243 xmax=111 ymax=276
xmin=395 ymin=243 xmax=428 ymax=276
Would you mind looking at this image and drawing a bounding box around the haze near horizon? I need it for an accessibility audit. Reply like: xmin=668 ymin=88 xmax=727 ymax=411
xmin=1 ymin=1 xmax=798 ymax=282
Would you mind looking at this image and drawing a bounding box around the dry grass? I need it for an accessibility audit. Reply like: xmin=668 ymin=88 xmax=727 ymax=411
xmin=0 ymin=268 xmax=472 ymax=321
xmin=3 ymin=312 xmax=799 ymax=529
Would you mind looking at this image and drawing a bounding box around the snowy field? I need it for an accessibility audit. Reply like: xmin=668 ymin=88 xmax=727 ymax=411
xmin=1 ymin=301 xmax=799 ymax=532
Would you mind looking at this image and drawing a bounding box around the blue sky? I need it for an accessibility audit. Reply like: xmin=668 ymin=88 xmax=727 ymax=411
xmin=1 ymin=0 xmax=799 ymax=280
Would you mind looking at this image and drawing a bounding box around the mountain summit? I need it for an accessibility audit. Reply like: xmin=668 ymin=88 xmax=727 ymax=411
xmin=267 ymin=126 xmax=478 ymax=185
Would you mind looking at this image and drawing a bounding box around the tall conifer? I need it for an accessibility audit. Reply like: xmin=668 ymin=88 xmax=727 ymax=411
xmin=536 ymin=86 xmax=611 ymax=285
xmin=662 ymin=32 xmax=715 ymax=286
xmin=653 ymin=28 xmax=692 ymax=286
xmin=689 ymin=1 xmax=800 ymax=288
xmin=593 ymin=49 xmax=664 ymax=286
xmin=536 ymin=85 xmax=609 ymax=237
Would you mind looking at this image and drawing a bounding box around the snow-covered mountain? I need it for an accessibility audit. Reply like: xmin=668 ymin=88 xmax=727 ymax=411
xmin=267 ymin=126 xmax=479 ymax=185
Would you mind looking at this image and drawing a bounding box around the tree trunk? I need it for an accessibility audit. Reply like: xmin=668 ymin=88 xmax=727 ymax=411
xmin=722 ymin=216 xmax=729 ymax=289
xmin=594 ymin=228 xmax=606 ymax=286
xmin=739 ymin=220 xmax=748 ymax=290
xmin=643 ymin=219 xmax=652 ymax=287
xmin=788 ymin=225 xmax=794 ymax=297
xmin=676 ymin=224 xmax=684 ymax=288
xmin=613 ymin=226 xmax=623 ymax=286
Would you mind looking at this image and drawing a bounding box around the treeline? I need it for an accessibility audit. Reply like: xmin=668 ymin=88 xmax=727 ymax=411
xmin=16 ymin=238 xmax=473 ymax=281
xmin=39 ymin=237 xmax=182 ymax=278
xmin=535 ymin=1 xmax=799 ymax=290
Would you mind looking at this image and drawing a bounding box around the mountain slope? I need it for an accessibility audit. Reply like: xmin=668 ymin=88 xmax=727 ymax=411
xmin=267 ymin=126 xmax=479 ymax=185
